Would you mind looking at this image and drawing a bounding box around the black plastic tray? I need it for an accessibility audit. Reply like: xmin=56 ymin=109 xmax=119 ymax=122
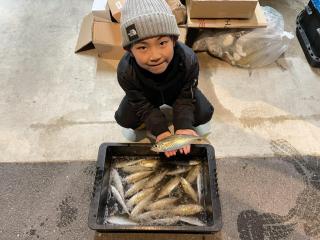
xmin=88 ymin=143 xmax=222 ymax=233
xmin=296 ymin=0 xmax=320 ymax=67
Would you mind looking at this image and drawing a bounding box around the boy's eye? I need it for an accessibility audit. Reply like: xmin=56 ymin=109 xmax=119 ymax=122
xmin=160 ymin=41 xmax=168 ymax=46
xmin=137 ymin=46 xmax=147 ymax=50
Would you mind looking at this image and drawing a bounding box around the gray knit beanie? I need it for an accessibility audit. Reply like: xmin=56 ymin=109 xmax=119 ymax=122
xmin=120 ymin=0 xmax=180 ymax=48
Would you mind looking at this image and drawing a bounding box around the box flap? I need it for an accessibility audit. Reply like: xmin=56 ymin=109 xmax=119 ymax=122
xmin=189 ymin=0 xmax=258 ymax=19
xmin=108 ymin=0 xmax=125 ymax=22
xmin=93 ymin=21 xmax=125 ymax=60
xmin=92 ymin=0 xmax=111 ymax=22
xmin=187 ymin=1 xmax=267 ymax=28
xmin=75 ymin=13 xmax=94 ymax=53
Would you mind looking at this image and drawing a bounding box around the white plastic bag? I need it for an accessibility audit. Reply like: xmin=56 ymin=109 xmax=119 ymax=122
xmin=192 ymin=6 xmax=294 ymax=68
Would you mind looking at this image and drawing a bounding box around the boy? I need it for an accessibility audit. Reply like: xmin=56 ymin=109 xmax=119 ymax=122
xmin=114 ymin=0 xmax=214 ymax=158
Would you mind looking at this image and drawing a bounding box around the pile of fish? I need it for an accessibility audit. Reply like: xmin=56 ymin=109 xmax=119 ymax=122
xmin=104 ymin=157 xmax=207 ymax=226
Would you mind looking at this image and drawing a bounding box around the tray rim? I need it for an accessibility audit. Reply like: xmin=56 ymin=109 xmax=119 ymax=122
xmin=88 ymin=142 xmax=223 ymax=233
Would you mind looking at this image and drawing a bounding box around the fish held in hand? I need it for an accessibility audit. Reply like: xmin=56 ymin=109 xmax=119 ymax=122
xmin=151 ymin=133 xmax=210 ymax=152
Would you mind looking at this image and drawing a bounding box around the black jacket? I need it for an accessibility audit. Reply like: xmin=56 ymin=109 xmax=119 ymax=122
xmin=117 ymin=41 xmax=199 ymax=136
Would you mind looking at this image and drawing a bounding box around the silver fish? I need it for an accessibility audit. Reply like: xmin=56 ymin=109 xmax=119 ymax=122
xmin=121 ymin=165 xmax=154 ymax=173
xmin=150 ymin=133 xmax=210 ymax=152
xmin=115 ymin=159 xmax=146 ymax=168
xmin=127 ymin=188 xmax=155 ymax=209
xmin=105 ymin=215 xmax=138 ymax=225
xmin=115 ymin=159 xmax=159 ymax=169
xmin=110 ymin=185 xmax=129 ymax=214
xmin=131 ymin=210 xmax=172 ymax=222
xmin=181 ymin=177 xmax=198 ymax=202
xmin=147 ymin=197 xmax=178 ymax=211
xmin=166 ymin=166 xmax=191 ymax=175
xmin=171 ymin=204 xmax=203 ymax=216
xmin=125 ymin=178 xmax=149 ymax=198
xmin=157 ymin=176 xmax=180 ymax=199
xmin=147 ymin=216 xmax=181 ymax=225
xmin=145 ymin=170 xmax=168 ymax=188
xmin=139 ymin=159 xmax=159 ymax=168
xmin=111 ymin=168 xmax=124 ymax=200
xmin=196 ymin=171 xmax=203 ymax=204
xmin=130 ymin=193 xmax=154 ymax=217
xmin=124 ymin=171 xmax=153 ymax=184
xmin=186 ymin=165 xmax=200 ymax=183
xmin=179 ymin=217 xmax=205 ymax=226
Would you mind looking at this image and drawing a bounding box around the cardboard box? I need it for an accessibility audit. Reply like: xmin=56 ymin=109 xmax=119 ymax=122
xmin=189 ymin=0 xmax=258 ymax=19
xmin=93 ymin=21 xmax=125 ymax=59
xmin=187 ymin=1 xmax=267 ymax=28
xmin=74 ymin=13 xmax=123 ymax=59
xmin=92 ymin=0 xmax=111 ymax=22
xmin=108 ymin=0 xmax=125 ymax=23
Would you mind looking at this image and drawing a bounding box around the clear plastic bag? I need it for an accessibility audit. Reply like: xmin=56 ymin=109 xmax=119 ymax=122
xmin=192 ymin=6 xmax=294 ymax=68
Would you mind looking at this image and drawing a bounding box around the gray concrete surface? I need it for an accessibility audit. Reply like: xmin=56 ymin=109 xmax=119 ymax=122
xmin=0 ymin=0 xmax=320 ymax=239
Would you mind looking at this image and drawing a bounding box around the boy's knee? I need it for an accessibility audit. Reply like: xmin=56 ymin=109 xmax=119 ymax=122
xmin=114 ymin=110 xmax=141 ymax=129
xmin=196 ymin=104 xmax=214 ymax=126
xmin=204 ymin=104 xmax=214 ymax=122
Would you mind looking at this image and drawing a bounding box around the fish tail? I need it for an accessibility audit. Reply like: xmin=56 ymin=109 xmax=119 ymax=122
xmin=200 ymin=132 xmax=211 ymax=143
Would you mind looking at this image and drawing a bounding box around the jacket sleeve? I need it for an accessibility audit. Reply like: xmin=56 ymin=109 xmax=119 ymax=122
xmin=117 ymin=69 xmax=169 ymax=136
xmin=172 ymin=53 xmax=199 ymax=131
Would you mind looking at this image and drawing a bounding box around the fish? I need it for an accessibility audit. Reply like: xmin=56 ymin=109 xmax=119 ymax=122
xmin=150 ymin=133 xmax=210 ymax=152
xmin=131 ymin=210 xmax=172 ymax=222
xmin=181 ymin=177 xmax=198 ymax=202
xmin=115 ymin=159 xmax=146 ymax=168
xmin=125 ymin=178 xmax=149 ymax=198
xmin=196 ymin=171 xmax=203 ymax=204
xmin=110 ymin=185 xmax=130 ymax=214
xmin=144 ymin=170 xmax=168 ymax=188
xmin=166 ymin=166 xmax=191 ymax=175
xmin=139 ymin=159 xmax=159 ymax=168
xmin=179 ymin=217 xmax=206 ymax=226
xmin=186 ymin=165 xmax=201 ymax=183
xmin=147 ymin=216 xmax=181 ymax=225
xmin=146 ymin=197 xmax=178 ymax=211
xmin=171 ymin=204 xmax=203 ymax=216
xmin=157 ymin=176 xmax=180 ymax=199
xmin=115 ymin=159 xmax=159 ymax=169
xmin=130 ymin=193 xmax=154 ymax=217
xmin=126 ymin=188 xmax=155 ymax=209
xmin=105 ymin=215 xmax=138 ymax=225
xmin=124 ymin=171 xmax=153 ymax=184
xmin=121 ymin=165 xmax=154 ymax=173
xmin=111 ymin=168 xmax=125 ymax=200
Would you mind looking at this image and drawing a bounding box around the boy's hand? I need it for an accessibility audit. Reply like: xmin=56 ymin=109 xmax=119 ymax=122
xmin=175 ymin=129 xmax=198 ymax=155
xmin=156 ymin=131 xmax=177 ymax=158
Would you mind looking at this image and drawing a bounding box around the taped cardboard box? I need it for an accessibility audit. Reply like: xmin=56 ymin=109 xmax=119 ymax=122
xmin=74 ymin=13 xmax=122 ymax=59
xmin=92 ymin=0 xmax=111 ymax=22
xmin=108 ymin=0 xmax=125 ymax=23
xmin=187 ymin=1 xmax=267 ymax=28
xmin=189 ymin=0 xmax=258 ymax=19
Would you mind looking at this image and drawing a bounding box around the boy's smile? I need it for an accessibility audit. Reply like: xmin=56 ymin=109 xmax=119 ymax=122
xmin=130 ymin=36 xmax=175 ymax=74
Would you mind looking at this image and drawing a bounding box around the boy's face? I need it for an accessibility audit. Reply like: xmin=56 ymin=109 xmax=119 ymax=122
xmin=130 ymin=36 xmax=175 ymax=74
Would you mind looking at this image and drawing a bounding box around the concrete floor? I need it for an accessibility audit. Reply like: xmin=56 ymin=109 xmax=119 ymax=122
xmin=0 ymin=0 xmax=320 ymax=239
